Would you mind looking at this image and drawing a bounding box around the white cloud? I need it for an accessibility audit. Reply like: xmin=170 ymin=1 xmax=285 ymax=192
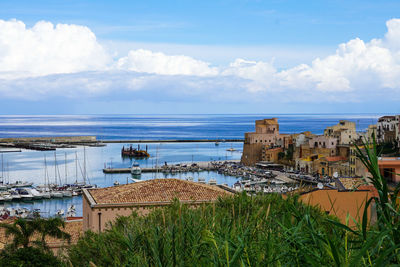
xmin=0 ymin=19 xmax=110 ymax=77
xmin=116 ymin=49 xmax=218 ymax=76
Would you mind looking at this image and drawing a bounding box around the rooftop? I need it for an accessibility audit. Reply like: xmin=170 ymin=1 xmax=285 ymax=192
xmin=255 ymin=118 xmax=278 ymax=125
xmin=338 ymin=178 xmax=365 ymax=190
xmin=325 ymin=156 xmax=347 ymax=162
xmin=87 ymin=179 xmax=233 ymax=205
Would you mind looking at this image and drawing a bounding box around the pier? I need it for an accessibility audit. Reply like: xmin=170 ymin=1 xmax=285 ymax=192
xmin=103 ymin=160 xmax=241 ymax=174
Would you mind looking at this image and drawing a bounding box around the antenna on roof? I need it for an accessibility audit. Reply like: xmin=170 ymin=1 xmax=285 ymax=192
xmin=317 ymin=183 xmax=323 ymax=190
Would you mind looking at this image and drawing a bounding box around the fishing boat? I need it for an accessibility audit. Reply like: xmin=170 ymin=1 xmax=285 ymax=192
xmin=131 ymin=162 xmax=141 ymax=175
xmin=122 ymin=145 xmax=150 ymax=158
xmin=198 ymin=177 xmax=206 ymax=184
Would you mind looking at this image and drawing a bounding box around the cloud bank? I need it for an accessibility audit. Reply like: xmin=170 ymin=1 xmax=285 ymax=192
xmin=1 ymin=18 xmax=400 ymax=105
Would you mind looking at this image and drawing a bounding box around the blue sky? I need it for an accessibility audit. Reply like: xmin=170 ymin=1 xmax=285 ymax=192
xmin=0 ymin=0 xmax=400 ymax=114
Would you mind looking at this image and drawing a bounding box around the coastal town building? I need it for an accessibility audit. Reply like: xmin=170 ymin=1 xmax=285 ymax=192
xmin=82 ymin=179 xmax=233 ymax=232
xmin=241 ymin=118 xmax=281 ymax=165
xmin=241 ymin=116 xmax=400 ymax=180
xmin=314 ymin=156 xmax=349 ymax=177
xmin=324 ymin=120 xmax=357 ymax=145
xmin=261 ymin=147 xmax=283 ymax=163
xmin=377 ymin=115 xmax=399 ymax=143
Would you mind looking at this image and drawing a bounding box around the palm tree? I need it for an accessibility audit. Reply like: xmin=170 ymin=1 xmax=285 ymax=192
xmin=0 ymin=217 xmax=71 ymax=251
xmin=0 ymin=218 xmax=36 ymax=250
xmin=33 ymin=217 xmax=71 ymax=250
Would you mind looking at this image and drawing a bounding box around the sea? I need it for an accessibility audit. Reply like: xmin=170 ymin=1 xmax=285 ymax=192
xmin=0 ymin=114 xmax=383 ymax=217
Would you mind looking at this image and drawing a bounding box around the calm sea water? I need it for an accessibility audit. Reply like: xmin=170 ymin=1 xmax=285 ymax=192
xmin=0 ymin=114 xmax=382 ymax=217
xmin=0 ymin=114 xmax=382 ymax=140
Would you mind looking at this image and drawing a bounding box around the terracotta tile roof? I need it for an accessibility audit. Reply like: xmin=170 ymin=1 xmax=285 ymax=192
xmin=88 ymin=179 xmax=233 ymax=205
xmin=326 ymin=156 xmax=347 ymax=162
xmin=265 ymin=147 xmax=282 ymax=152
xmin=338 ymin=178 xmax=365 ymax=190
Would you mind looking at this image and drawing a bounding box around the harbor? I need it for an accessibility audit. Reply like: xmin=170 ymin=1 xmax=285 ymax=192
xmin=0 ymin=141 xmax=244 ymax=217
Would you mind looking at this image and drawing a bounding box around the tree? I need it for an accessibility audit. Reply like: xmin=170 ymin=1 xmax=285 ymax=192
xmin=33 ymin=217 xmax=71 ymax=250
xmin=0 ymin=218 xmax=36 ymax=250
xmin=0 ymin=217 xmax=70 ymax=251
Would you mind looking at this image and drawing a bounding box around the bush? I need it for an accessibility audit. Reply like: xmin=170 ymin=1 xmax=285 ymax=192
xmin=0 ymin=247 xmax=63 ymax=267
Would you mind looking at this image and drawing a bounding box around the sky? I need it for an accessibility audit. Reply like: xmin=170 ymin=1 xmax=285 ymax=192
xmin=0 ymin=0 xmax=400 ymax=114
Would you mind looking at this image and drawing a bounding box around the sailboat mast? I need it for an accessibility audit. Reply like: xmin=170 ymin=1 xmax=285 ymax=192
xmin=65 ymin=152 xmax=67 ymax=185
xmin=155 ymin=145 xmax=159 ymax=179
xmin=44 ymin=155 xmax=47 ymax=188
xmin=75 ymin=152 xmax=78 ymax=184
xmin=83 ymin=147 xmax=86 ymax=184
xmin=6 ymin=162 xmax=9 ymax=184
xmin=1 ymin=154 xmax=3 ymax=184
xmin=54 ymin=152 xmax=58 ymax=186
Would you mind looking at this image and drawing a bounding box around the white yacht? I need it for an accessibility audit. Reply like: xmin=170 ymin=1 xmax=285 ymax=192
xmin=18 ymin=189 xmax=33 ymax=201
xmin=41 ymin=191 xmax=51 ymax=199
xmin=0 ymin=184 xmax=8 ymax=191
xmin=61 ymin=190 xmax=72 ymax=197
xmin=12 ymin=181 xmax=34 ymax=188
xmin=0 ymin=192 xmax=12 ymax=202
xmin=50 ymin=191 xmax=63 ymax=198
xmin=131 ymin=162 xmax=141 ymax=175
xmin=28 ymin=188 xmax=43 ymax=200
xmin=9 ymin=189 xmax=21 ymax=201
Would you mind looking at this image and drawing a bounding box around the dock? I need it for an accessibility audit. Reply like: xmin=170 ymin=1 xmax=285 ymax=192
xmin=103 ymin=160 xmax=241 ymax=174
xmin=103 ymin=167 xmax=165 ymax=173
